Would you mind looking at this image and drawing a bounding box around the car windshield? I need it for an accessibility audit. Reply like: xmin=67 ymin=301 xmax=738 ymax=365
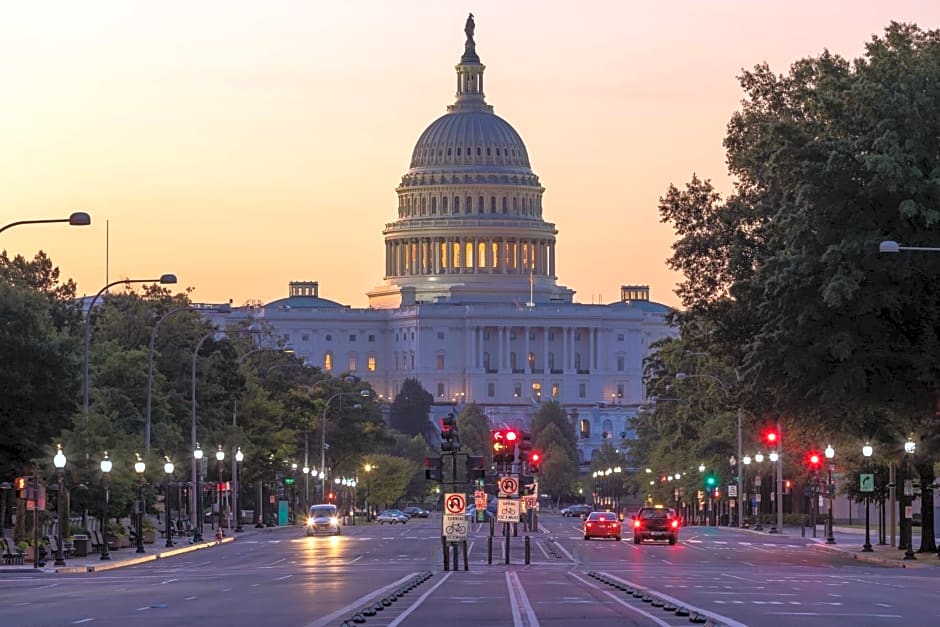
xmin=641 ymin=509 xmax=669 ymax=520
xmin=309 ymin=506 xmax=336 ymax=518
xmin=587 ymin=512 xmax=616 ymax=522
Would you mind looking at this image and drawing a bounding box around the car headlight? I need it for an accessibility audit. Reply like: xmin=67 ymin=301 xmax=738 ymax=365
xmin=306 ymin=517 xmax=314 ymax=526
xmin=329 ymin=517 xmax=339 ymax=526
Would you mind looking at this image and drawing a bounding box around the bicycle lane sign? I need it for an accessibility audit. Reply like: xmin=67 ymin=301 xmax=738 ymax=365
xmin=443 ymin=514 xmax=469 ymax=542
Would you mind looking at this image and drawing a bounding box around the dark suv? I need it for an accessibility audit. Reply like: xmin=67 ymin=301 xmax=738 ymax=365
xmin=632 ymin=507 xmax=680 ymax=545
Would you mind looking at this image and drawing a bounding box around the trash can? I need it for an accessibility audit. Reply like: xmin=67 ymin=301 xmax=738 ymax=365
xmin=72 ymin=534 xmax=89 ymax=557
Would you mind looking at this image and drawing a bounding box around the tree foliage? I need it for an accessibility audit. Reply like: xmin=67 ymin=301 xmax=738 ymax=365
xmin=388 ymin=378 xmax=434 ymax=439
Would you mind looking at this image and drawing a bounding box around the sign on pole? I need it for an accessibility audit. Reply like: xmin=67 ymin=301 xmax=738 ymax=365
xmin=442 ymin=514 xmax=469 ymax=542
xmin=859 ymin=473 xmax=874 ymax=493
xmin=498 ymin=476 xmax=519 ymax=497
xmin=727 ymin=484 xmax=738 ymax=497
xmin=522 ymin=495 xmax=538 ymax=511
xmin=444 ymin=492 xmax=467 ymax=515
xmin=497 ymin=498 xmax=520 ymax=523
xmin=474 ymin=490 xmax=487 ymax=510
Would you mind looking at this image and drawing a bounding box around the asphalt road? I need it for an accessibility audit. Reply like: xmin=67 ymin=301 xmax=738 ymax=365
xmin=1 ymin=515 xmax=937 ymax=626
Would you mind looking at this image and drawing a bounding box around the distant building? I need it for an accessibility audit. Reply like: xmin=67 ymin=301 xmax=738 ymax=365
xmin=203 ymin=18 xmax=675 ymax=463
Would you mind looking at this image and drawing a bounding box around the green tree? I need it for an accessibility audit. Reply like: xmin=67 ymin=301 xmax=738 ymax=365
xmin=363 ymin=454 xmax=418 ymax=509
xmin=388 ymin=378 xmax=434 ymax=439
xmin=456 ymin=403 xmax=492 ymax=462
xmin=539 ymin=443 xmax=577 ymax=508
xmin=529 ymin=400 xmax=578 ymax=464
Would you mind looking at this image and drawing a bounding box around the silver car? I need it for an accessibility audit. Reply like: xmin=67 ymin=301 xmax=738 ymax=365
xmin=305 ymin=504 xmax=341 ymax=536
xmin=376 ymin=509 xmax=408 ymax=524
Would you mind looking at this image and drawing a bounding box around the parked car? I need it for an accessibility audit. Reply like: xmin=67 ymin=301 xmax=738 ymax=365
xmin=403 ymin=506 xmax=430 ymax=518
xmin=376 ymin=509 xmax=409 ymax=524
xmin=561 ymin=504 xmax=593 ymax=517
xmin=305 ymin=504 xmax=341 ymax=536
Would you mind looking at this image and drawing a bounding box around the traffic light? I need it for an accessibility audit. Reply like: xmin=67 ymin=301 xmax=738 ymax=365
xmin=440 ymin=412 xmax=459 ymax=452
xmin=517 ymin=431 xmax=532 ymax=463
xmin=424 ymin=456 xmax=443 ymax=481
xmin=763 ymin=429 xmax=779 ymax=447
xmin=284 ymin=477 xmax=295 ymax=486
xmin=705 ymin=474 xmax=717 ymax=489
xmin=504 ymin=429 xmax=518 ymax=462
xmin=492 ymin=430 xmax=507 ymax=463
xmin=529 ymin=451 xmax=541 ymax=474
xmin=784 ymin=479 xmax=792 ymax=495
xmin=466 ymin=456 xmax=485 ymax=481
xmin=808 ymin=451 xmax=821 ymax=470
xmin=15 ymin=476 xmax=27 ymax=498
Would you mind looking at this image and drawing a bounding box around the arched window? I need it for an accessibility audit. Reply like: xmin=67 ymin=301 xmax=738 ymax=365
xmin=510 ymin=352 xmax=517 ymax=370
xmin=548 ymin=352 xmax=555 ymax=370
xmin=431 ymin=197 xmax=437 ymax=214
xmin=490 ymin=196 xmax=496 ymax=213
xmin=454 ymin=196 xmax=460 ymax=212
xmin=528 ymin=352 xmax=535 ymax=371
xmin=502 ymin=196 xmax=508 ymax=213
xmin=580 ymin=419 xmax=591 ymax=439
xmin=602 ymin=419 xmax=613 ymax=439
xmin=324 ymin=352 xmax=333 ymax=372
xmin=442 ymin=196 xmax=448 ymax=213
xmin=478 ymin=196 xmax=484 ymax=213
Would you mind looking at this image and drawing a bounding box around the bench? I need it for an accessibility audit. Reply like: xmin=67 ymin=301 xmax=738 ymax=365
xmin=45 ymin=536 xmax=72 ymax=560
xmin=90 ymin=530 xmax=104 ymax=552
xmin=0 ymin=537 xmax=25 ymax=565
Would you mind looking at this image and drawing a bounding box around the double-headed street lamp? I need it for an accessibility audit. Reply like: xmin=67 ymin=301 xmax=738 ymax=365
xmin=53 ymin=445 xmax=67 ymax=566
xmin=320 ymin=386 xmax=372 ymax=498
xmin=0 ymin=211 xmax=91 ymax=235
xmin=100 ymin=453 xmax=112 ymax=560
xmin=134 ymin=454 xmax=146 ymax=553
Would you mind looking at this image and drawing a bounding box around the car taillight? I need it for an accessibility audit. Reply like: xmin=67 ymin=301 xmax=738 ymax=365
xmin=671 ymin=519 xmax=679 ymax=529
xmin=633 ymin=519 xmax=641 ymax=529
xmin=586 ymin=522 xmax=593 ymax=527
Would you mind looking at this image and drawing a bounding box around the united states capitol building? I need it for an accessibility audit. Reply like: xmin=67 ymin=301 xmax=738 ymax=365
xmin=205 ymin=16 xmax=675 ymax=464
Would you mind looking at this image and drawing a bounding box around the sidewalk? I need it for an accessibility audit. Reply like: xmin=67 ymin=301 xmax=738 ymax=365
xmin=724 ymin=523 xmax=940 ymax=569
xmin=0 ymin=527 xmax=250 ymax=574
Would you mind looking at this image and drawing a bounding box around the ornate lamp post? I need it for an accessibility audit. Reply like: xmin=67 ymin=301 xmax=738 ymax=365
xmin=193 ymin=444 xmax=204 ymax=542
xmin=100 ymin=453 xmax=112 ymax=560
xmin=164 ymin=458 xmax=175 ymax=548
xmin=902 ymin=437 xmax=916 ymax=561
xmin=134 ymin=454 xmax=146 ymax=553
xmin=216 ymin=446 xmax=225 ymax=533
xmin=742 ymin=455 xmax=751 ymax=527
xmin=53 ymin=445 xmax=67 ymax=566
xmin=364 ymin=463 xmax=375 ymax=522
xmin=754 ymin=452 xmax=764 ymax=530
xmin=824 ymin=445 xmax=836 ymax=544
xmin=862 ymin=443 xmax=873 ymax=552
xmin=768 ymin=450 xmax=779 ymax=533
xmin=234 ymin=448 xmax=245 ymax=532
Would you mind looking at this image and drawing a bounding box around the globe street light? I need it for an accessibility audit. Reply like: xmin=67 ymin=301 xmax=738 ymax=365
xmin=0 ymin=211 xmax=91 ymax=235
xmin=84 ymin=274 xmax=177 ymax=428
xmin=902 ymin=437 xmax=916 ymax=561
xmin=134 ymin=454 xmax=146 ymax=554
xmin=234 ymin=447 xmax=245 ymax=532
xmin=216 ymin=446 xmax=226 ymax=534
xmin=193 ymin=444 xmax=204 ymax=542
xmin=364 ymin=463 xmax=376 ymax=522
xmin=824 ymin=444 xmax=836 ymax=544
xmin=862 ymin=443 xmax=873 ymax=552
xmin=163 ymin=458 xmax=175 ymax=548
xmin=53 ymin=445 xmax=67 ymax=566
xmin=99 ymin=452 xmax=112 ymax=560
xmin=742 ymin=455 xmax=751 ymax=527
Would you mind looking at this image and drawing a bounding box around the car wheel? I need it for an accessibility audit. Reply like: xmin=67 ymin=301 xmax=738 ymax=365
xmin=668 ymin=536 xmax=677 ymax=545
xmin=633 ymin=535 xmax=641 ymax=544
xmin=584 ymin=535 xmax=590 ymax=540
xmin=615 ymin=536 xmax=622 ymax=542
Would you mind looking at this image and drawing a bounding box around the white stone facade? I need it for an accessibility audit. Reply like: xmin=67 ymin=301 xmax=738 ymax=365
xmin=201 ymin=18 xmax=676 ymax=463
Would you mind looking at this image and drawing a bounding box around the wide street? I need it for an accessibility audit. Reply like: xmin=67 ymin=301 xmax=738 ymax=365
xmin=1 ymin=514 xmax=938 ymax=627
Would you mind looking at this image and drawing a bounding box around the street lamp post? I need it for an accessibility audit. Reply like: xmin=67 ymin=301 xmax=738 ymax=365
xmin=164 ymin=458 xmax=175 ymax=548
xmin=320 ymin=386 xmax=372 ymax=499
xmin=0 ymin=481 xmax=11 ymax=540
xmin=0 ymin=211 xmax=91 ymax=235
xmin=742 ymin=455 xmax=751 ymax=527
xmin=364 ymin=463 xmax=375 ymax=522
xmin=216 ymin=446 xmax=225 ymax=534
xmin=862 ymin=442 xmax=873 ymax=552
xmin=234 ymin=448 xmax=244 ymax=532
xmin=134 ymin=454 xmax=146 ymax=553
xmin=824 ymin=445 xmax=836 ymax=544
xmin=100 ymin=453 xmax=112 ymax=560
xmin=53 ymin=445 xmax=67 ymax=566
xmin=768 ymin=450 xmax=779 ymax=533
xmin=753 ymin=452 xmax=764 ymax=530
xmin=84 ymin=275 xmax=177 ymax=428
xmin=193 ymin=444 xmax=204 ymax=542
xmin=902 ymin=437 xmax=916 ymax=561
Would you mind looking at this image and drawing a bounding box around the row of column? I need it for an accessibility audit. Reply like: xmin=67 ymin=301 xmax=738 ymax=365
xmin=472 ymin=325 xmax=598 ymax=373
xmin=386 ymin=236 xmax=555 ymax=278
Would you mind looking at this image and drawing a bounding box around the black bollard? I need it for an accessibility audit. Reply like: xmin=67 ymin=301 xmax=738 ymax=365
xmin=524 ymin=535 xmax=530 ymax=565
xmin=488 ymin=535 xmax=493 ymax=564
xmin=442 ymin=535 xmax=449 ymax=571
xmin=505 ymin=527 xmax=510 ymax=564
xmin=462 ymin=540 xmax=469 ymax=571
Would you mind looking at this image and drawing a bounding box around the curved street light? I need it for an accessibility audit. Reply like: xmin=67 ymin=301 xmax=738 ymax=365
xmin=320 ymin=386 xmax=372 ymax=500
xmin=53 ymin=445 xmax=67 ymax=566
xmin=0 ymin=211 xmax=91 ymax=235
xmin=84 ymin=274 xmax=178 ymax=427
xmin=134 ymin=454 xmax=146 ymax=554
xmin=99 ymin=452 xmax=112 ymax=561
xmin=163 ymin=458 xmax=175 ymax=548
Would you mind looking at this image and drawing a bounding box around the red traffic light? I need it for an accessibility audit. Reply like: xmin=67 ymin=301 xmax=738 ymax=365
xmin=530 ymin=452 xmax=540 ymax=463
xmin=809 ymin=453 xmax=820 ymax=466
xmin=505 ymin=430 xmax=518 ymax=442
xmin=764 ymin=430 xmax=778 ymax=445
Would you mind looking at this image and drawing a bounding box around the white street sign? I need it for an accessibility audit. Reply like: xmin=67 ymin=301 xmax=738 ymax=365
xmin=443 ymin=514 xmax=469 ymax=542
xmin=497 ymin=498 xmax=520 ymax=523
xmin=444 ymin=492 xmax=467 ymax=515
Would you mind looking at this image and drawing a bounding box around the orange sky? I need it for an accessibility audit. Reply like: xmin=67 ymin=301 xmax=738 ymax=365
xmin=3 ymin=1 xmax=939 ymax=308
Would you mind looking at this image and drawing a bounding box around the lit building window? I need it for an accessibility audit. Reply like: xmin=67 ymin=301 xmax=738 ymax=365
xmin=437 ymin=382 xmax=445 ymax=398
xmin=348 ymin=355 xmax=357 ymax=372
xmin=551 ymin=383 xmax=560 ymax=398
xmin=324 ymin=352 xmax=333 ymax=372
xmin=437 ymin=354 xmax=445 ymax=370
xmin=368 ymin=354 xmax=376 ymax=372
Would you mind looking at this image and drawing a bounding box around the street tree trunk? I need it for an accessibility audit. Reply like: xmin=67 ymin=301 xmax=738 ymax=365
xmin=917 ymin=461 xmax=936 ymax=553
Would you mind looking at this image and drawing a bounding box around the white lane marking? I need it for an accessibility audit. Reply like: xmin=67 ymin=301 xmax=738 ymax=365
xmin=275 ymin=575 xmax=292 ymax=581
xmin=345 ymin=556 xmax=363 ymax=565
xmin=72 ymin=619 xmax=95 ymax=624
xmin=505 ymin=570 xmax=539 ymax=627
xmin=722 ymin=574 xmax=749 ymax=581
xmin=549 ymin=539 xmax=576 ymax=562
xmin=37 ymin=583 xmax=59 ymax=589
xmin=305 ymin=572 xmax=422 ymax=627
xmin=569 ymin=573 xmax=671 ymax=627
xmin=600 ymin=572 xmax=748 ymax=627
xmin=264 ymin=558 xmax=286 ymax=566
xmin=136 ymin=606 xmax=150 ymax=611
xmin=184 ymin=596 xmax=197 ymax=600
xmin=876 ymin=603 xmax=892 ymax=608
xmin=766 ymin=612 xmax=902 ymax=618
xmin=159 ymin=578 xmax=178 ymax=584
xmin=388 ymin=572 xmax=453 ymax=627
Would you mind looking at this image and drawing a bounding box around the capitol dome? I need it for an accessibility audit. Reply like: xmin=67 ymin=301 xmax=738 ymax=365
xmin=368 ymin=15 xmax=573 ymax=309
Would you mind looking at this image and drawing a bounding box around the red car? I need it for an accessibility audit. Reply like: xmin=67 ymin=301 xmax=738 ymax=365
xmin=583 ymin=511 xmax=622 ymax=541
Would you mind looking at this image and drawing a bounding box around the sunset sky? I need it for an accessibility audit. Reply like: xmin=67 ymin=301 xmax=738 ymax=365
xmin=3 ymin=1 xmax=939 ymax=309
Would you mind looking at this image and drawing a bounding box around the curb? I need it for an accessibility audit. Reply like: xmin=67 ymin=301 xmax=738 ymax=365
xmin=53 ymin=536 xmax=236 ymax=573
xmin=809 ymin=542 xmax=930 ymax=568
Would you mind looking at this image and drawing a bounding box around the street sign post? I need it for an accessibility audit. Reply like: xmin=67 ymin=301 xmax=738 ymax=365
xmin=497 ymin=498 xmax=520 ymax=523
xmin=444 ymin=492 xmax=467 ymax=515
xmin=860 ymin=473 xmax=874 ymax=493
xmin=498 ymin=476 xmax=519 ymax=497
xmin=443 ymin=514 xmax=469 ymax=542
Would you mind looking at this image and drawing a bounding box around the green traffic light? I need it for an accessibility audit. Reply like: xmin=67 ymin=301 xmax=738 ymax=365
xmin=705 ymin=475 xmax=716 ymax=487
